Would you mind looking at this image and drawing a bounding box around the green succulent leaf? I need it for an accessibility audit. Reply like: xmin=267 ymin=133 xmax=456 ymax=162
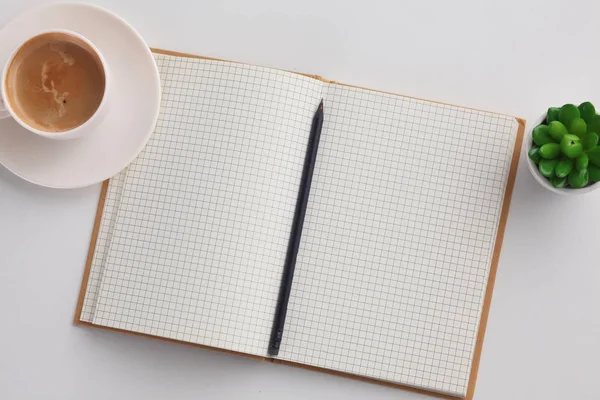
xmin=575 ymin=153 xmax=589 ymax=171
xmin=547 ymin=107 xmax=561 ymax=124
xmin=532 ymin=124 xmax=554 ymax=146
xmin=578 ymin=102 xmax=596 ymax=123
xmin=528 ymin=146 xmax=542 ymax=163
xmin=588 ymin=146 xmax=600 ymax=167
xmin=568 ymin=168 xmax=589 ymax=188
xmin=540 ymin=143 xmax=561 ymax=159
xmin=586 ymin=114 xmax=600 ymax=134
xmin=555 ymin=158 xmax=574 ymax=178
xmin=539 ymin=159 xmax=558 ymax=178
xmin=581 ymin=132 xmax=599 ymax=151
xmin=588 ymin=164 xmax=600 ymax=182
xmin=559 ymin=104 xmax=580 ymax=127
xmin=549 ymin=121 xmax=568 ymax=142
xmin=569 ymin=118 xmax=587 ymax=137
xmin=552 ymin=176 xmax=568 ymax=188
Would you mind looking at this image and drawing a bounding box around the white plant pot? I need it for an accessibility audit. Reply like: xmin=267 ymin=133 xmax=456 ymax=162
xmin=525 ymin=113 xmax=600 ymax=195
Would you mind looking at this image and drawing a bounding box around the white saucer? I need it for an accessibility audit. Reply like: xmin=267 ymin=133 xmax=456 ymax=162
xmin=0 ymin=3 xmax=160 ymax=188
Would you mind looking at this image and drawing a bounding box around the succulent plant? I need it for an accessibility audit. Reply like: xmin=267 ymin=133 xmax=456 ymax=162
xmin=529 ymin=102 xmax=600 ymax=188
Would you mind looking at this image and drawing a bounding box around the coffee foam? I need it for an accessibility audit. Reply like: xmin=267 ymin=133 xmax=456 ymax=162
xmin=41 ymin=43 xmax=75 ymax=119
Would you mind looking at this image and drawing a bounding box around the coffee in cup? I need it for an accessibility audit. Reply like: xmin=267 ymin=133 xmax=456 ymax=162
xmin=3 ymin=31 xmax=105 ymax=133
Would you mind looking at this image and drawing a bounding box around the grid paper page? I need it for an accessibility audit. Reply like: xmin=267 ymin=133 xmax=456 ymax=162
xmin=278 ymin=84 xmax=518 ymax=397
xmin=93 ymin=53 xmax=323 ymax=357
xmin=80 ymin=170 xmax=128 ymax=322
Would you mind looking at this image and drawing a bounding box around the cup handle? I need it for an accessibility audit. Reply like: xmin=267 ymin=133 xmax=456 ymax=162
xmin=0 ymin=98 xmax=11 ymax=119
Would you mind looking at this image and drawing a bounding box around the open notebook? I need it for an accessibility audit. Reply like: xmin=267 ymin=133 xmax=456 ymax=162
xmin=76 ymin=49 xmax=524 ymax=399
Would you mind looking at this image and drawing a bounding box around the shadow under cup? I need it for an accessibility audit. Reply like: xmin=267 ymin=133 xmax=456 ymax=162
xmin=2 ymin=30 xmax=107 ymax=139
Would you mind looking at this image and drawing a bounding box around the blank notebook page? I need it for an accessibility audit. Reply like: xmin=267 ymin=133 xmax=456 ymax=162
xmin=92 ymin=54 xmax=323 ymax=357
xmin=278 ymin=84 xmax=518 ymax=397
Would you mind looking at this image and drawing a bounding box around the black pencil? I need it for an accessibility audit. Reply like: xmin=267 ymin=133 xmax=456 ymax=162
xmin=268 ymin=99 xmax=324 ymax=356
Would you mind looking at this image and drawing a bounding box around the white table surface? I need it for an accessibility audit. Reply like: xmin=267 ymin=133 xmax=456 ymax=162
xmin=1 ymin=1 xmax=599 ymax=399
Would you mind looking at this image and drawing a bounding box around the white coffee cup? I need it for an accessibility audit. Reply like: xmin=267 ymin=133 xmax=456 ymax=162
xmin=0 ymin=29 xmax=109 ymax=140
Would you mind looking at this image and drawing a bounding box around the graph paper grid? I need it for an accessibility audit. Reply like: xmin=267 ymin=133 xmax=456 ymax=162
xmin=80 ymin=169 xmax=128 ymax=322
xmin=277 ymin=83 xmax=518 ymax=397
xmin=92 ymin=53 xmax=323 ymax=357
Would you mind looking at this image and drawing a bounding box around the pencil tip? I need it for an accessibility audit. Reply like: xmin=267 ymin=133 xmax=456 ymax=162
xmin=319 ymin=99 xmax=323 ymax=110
